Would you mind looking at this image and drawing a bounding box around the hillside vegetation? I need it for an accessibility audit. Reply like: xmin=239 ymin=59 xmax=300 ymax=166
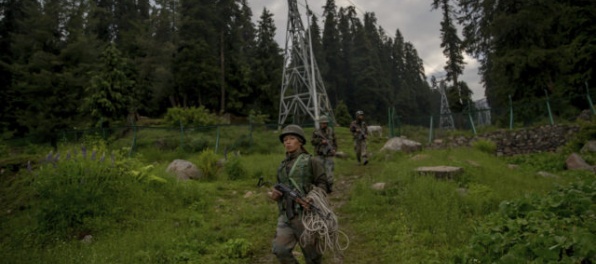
xmin=1 ymin=125 xmax=594 ymax=263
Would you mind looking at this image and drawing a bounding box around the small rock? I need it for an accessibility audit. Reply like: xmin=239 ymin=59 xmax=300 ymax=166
xmin=243 ymin=191 xmax=253 ymax=198
xmin=371 ymin=182 xmax=386 ymax=190
xmin=507 ymin=164 xmax=519 ymax=169
xmin=81 ymin=235 xmax=93 ymax=244
xmin=537 ymin=171 xmax=558 ymax=178
xmin=410 ymin=154 xmax=430 ymax=161
xmin=334 ymin=151 xmax=349 ymax=159
xmin=467 ymin=160 xmax=480 ymax=167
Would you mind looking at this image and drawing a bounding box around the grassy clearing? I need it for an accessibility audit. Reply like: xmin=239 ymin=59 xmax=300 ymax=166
xmin=0 ymin=124 xmax=593 ymax=263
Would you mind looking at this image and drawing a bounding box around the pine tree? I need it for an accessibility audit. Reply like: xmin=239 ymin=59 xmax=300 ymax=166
xmin=432 ymin=0 xmax=468 ymax=112
xmin=254 ymin=8 xmax=283 ymax=114
xmin=82 ymin=44 xmax=134 ymax=128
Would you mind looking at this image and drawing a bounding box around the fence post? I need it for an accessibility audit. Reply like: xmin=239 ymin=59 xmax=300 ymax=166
xmin=509 ymin=94 xmax=513 ymax=130
xmin=428 ymin=115 xmax=434 ymax=144
xmin=215 ymin=125 xmax=220 ymax=154
xmin=129 ymin=120 xmax=137 ymax=157
xmin=179 ymin=120 xmax=184 ymax=151
xmin=544 ymin=89 xmax=554 ymax=125
xmin=586 ymin=82 xmax=595 ymax=115
xmin=387 ymin=107 xmax=392 ymax=138
xmin=467 ymin=101 xmax=477 ymax=136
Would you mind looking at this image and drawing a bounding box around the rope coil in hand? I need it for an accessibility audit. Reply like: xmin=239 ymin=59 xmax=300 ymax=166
xmin=300 ymin=187 xmax=349 ymax=260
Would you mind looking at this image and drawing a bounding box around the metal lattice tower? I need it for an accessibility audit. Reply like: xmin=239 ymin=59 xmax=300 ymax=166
xmin=439 ymin=80 xmax=455 ymax=130
xmin=278 ymin=0 xmax=334 ymax=129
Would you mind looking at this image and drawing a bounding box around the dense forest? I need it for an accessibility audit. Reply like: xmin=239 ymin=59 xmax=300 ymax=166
xmin=1 ymin=0 xmax=594 ymax=141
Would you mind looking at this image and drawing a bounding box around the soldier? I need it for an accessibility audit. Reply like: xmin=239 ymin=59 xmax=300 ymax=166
xmin=270 ymin=124 xmax=331 ymax=264
xmin=311 ymin=115 xmax=336 ymax=192
xmin=349 ymin=110 xmax=369 ymax=165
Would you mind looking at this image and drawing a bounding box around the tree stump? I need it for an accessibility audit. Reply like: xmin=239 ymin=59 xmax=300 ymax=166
xmin=415 ymin=166 xmax=463 ymax=180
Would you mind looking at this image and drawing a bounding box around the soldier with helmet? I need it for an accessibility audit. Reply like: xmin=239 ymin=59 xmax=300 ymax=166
xmin=311 ymin=115 xmax=337 ymax=192
xmin=349 ymin=110 xmax=369 ymax=165
xmin=270 ymin=124 xmax=331 ymax=264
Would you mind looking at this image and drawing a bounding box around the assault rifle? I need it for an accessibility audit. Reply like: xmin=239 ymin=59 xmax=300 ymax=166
xmin=257 ymin=177 xmax=330 ymax=220
xmin=358 ymin=129 xmax=366 ymax=140
xmin=315 ymin=131 xmax=334 ymax=156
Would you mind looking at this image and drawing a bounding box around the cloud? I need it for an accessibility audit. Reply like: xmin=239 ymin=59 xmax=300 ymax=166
xmin=248 ymin=0 xmax=484 ymax=100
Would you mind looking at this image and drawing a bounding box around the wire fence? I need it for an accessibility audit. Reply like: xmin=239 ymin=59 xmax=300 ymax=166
xmin=2 ymin=123 xmax=287 ymax=160
xmin=387 ymin=91 xmax=595 ymax=143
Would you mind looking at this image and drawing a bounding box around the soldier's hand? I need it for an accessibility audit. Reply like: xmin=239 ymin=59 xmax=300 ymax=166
xmin=299 ymin=198 xmax=313 ymax=211
xmin=269 ymin=188 xmax=283 ymax=201
xmin=321 ymin=139 xmax=327 ymax=144
xmin=330 ymin=149 xmax=336 ymax=156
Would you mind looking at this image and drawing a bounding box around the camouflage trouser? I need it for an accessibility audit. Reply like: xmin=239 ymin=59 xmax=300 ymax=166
xmin=272 ymin=215 xmax=322 ymax=264
xmin=316 ymin=156 xmax=334 ymax=189
xmin=354 ymin=139 xmax=368 ymax=162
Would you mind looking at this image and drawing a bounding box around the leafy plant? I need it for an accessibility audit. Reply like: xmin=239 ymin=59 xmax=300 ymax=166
xmin=197 ymin=148 xmax=221 ymax=181
xmin=460 ymin=180 xmax=596 ymax=263
xmin=471 ymin=139 xmax=496 ymax=154
xmin=224 ymin=156 xmax=247 ymax=180
xmin=164 ymin=106 xmax=222 ymax=127
xmin=217 ymin=238 xmax=252 ymax=259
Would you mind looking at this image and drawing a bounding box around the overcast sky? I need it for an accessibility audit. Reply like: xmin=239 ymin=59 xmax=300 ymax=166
xmin=247 ymin=0 xmax=485 ymax=100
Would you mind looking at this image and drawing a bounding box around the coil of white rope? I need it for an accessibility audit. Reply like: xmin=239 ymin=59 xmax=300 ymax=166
xmin=300 ymin=187 xmax=349 ymax=260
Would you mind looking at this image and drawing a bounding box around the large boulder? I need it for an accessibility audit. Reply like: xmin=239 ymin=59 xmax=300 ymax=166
xmin=565 ymin=153 xmax=594 ymax=172
xmin=380 ymin=137 xmax=422 ymax=153
xmin=166 ymin=159 xmax=202 ymax=180
xmin=580 ymin=141 xmax=596 ymax=153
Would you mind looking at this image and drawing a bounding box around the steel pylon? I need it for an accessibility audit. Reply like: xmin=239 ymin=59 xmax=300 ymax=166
xmin=278 ymin=0 xmax=334 ymax=129
xmin=439 ymin=80 xmax=455 ymax=130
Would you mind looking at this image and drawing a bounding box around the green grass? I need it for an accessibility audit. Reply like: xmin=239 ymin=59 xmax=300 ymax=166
xmin=0 ymin=124 xmax=592 ymax=263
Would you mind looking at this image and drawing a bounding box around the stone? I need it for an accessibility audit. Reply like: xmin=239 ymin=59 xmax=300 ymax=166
xmin=410 ymin=154 xmax=430 ymax=161
xmin=334 ymin=151 xmax=349 ymax=159
xmin=537 ymin=171 xmax=558 ymax=178
xmin=371 ymin=182 xmax=386 ymax=190
xmin=581 ymin=141 xmax=596 ymax=153
xmin=166 ymin=159 xmax=202 ymax=180
xmin=565 ymin=153 xmax=594 ymax=172
xmin=467 ymin=160 xmax=480 ymax=167
xmin=507 ymin=164 xmax=519 ymax=169
xmin=415 ymin=166 xmax=463 ymax=179
xmin=381 ymin=137 xmax=422 ymax=153
xmin=577 ymin=109 xmax=592 ymax=121
xmin=243 ymin=191 xmax=253 ymax=198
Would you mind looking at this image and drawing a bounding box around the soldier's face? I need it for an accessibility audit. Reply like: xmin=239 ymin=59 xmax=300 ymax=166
xmin=283 ymin=135 xmax=302 ymax=153
xmin=358 ymin=115 xmax=364 ymax=121
xmin=320 ymin=122 xmax=328 ymax=129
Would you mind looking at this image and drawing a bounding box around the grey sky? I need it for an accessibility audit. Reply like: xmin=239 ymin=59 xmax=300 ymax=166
xmin=247 ymin=0 xmax=484 ymax=100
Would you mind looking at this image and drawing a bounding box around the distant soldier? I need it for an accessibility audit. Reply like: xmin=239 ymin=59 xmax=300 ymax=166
xmin=311 ymin=115 xmax=336 ymax=192
xmin=349 ymin=110 xmax=369 ymax=165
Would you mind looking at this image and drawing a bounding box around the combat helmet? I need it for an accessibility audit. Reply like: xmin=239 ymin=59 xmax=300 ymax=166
xmin=355 ymin=110 xmax=364 ymax=117
xmin=279 ymin=124 xmax=306 ymax=144
xmin=318 ymin=115 xmax=329 ymax=123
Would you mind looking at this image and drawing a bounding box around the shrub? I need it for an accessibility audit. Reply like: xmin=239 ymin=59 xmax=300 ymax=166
xmin=164 ymin=106 xmax=222 ymax=127
xmin=224 ymin=156 xmax=247 ymax=180
xmin=472 ymin=139 xmax=496 ymax=154
xmin=460 ymin=180 xmax=596 ymax=263
xmin=30 ymin=147 xmax=168 ymax=242
xmin=248 ymin=109 xmax=270 ymax=125
xmin=197 ymin=149 xmax=220 ymax=181
xmin=334 ymin=100 xmax=352 ymax=126
xmin=217 ymin=238 xmax=252 ymax=259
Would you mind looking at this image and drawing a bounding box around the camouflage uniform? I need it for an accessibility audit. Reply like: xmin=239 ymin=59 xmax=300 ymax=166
xmin=311 ymin=118 xmax=336 ymax=192
xmin=272 ymin=126 xmax=331 ymax=264
xmin=349 ymin=111 xmax=369 ymax=165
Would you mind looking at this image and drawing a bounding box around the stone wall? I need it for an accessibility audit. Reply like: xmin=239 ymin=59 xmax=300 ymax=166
xmin=428 ymin=125 xmax=580 ymax=156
